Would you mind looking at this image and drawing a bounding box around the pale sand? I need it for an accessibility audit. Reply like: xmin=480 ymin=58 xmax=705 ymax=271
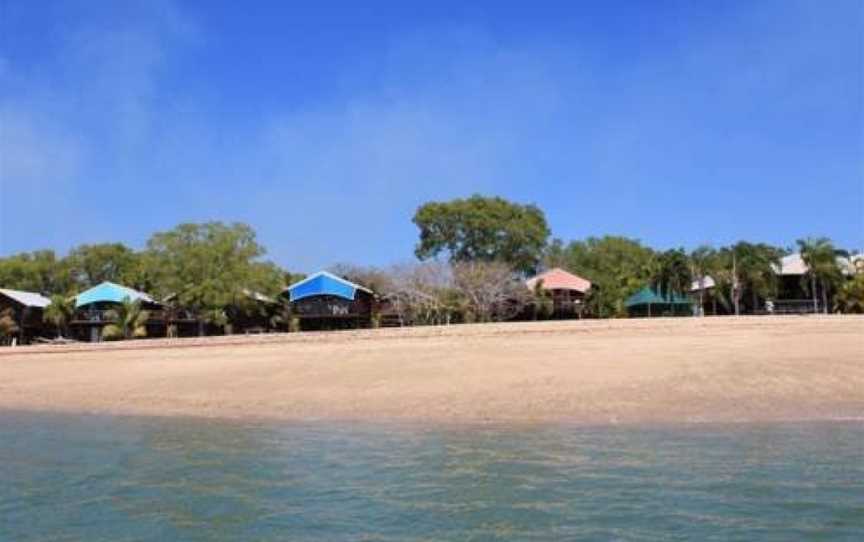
xmin=1 ymin=316 xmax=862 ymax=424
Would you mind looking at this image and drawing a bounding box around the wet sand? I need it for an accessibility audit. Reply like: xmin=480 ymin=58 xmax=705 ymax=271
xmin=1 ymin=316 xmax=862 ymax=424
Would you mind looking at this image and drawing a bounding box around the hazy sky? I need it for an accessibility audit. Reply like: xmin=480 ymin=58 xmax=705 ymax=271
xmin=1 ymin=0 xmax=862 ymax=270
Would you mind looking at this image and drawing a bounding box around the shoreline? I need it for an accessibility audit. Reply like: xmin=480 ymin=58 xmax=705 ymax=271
xmin=1 ymin=316 xmax=862 ymax=425
xmin=1 ymin=406 xmax=862 ymax=431
xmin=0 ymin=314 xmax=857 ymax=357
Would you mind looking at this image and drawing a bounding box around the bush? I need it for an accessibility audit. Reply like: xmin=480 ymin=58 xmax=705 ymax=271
xmin=102 ymin=324 xmax=123 ymax=341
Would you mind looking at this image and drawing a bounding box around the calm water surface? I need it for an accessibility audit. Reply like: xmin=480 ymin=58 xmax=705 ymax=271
xmin=1 ymin=412 xmax=862 ymax=541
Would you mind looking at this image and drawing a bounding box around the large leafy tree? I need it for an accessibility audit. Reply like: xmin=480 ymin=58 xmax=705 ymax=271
xmin=0 ymin=250 xmax=72 ymax=294
xmin=145 ymin=222 xmax=283 ymax=334
xmin=413 ymin=195 xmax=550 ymax=275
xmin=651 ymin=249 xmax=692 ymax=303
xmin=544 ymin=236 xmax=656 ymax=317
xmin=66 ymin=243 xmax=140 ymax=289
xmin=796 ymin=237 xmax=847 ymax=314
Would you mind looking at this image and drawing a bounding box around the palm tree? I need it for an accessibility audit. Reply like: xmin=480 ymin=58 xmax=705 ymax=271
xmin=103 ymin=297 xmax=149 ymax=340
xmin=710 ymin=243 xmax=781 ymax=315
xmin=797 ymin=237 xmax=847 ymax=314
xmin=43 ymin=295 xmax=75 ymax=338
xmin=737 ymin=243 xmax=783 ymax=313
xmin=651 ymin=249 xmax=692 ymax=314
xmin=833 ymin=273 xmax=864 ymax=314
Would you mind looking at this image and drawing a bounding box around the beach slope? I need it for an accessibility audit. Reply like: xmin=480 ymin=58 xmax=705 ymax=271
xmin=1 ymin=317 xmax=862 ymax=424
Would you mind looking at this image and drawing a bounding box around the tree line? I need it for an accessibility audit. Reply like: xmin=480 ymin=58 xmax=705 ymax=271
xmin=1 ymin=195 xmax=862 ymax=338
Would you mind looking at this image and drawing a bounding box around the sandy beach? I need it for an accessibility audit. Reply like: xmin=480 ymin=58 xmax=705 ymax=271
xmin=1 ymin=316 xmax=862 ymax=424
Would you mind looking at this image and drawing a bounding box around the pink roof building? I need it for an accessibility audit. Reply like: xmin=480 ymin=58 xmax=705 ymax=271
xmin=525 ymin=267 xmax=592 ymax=293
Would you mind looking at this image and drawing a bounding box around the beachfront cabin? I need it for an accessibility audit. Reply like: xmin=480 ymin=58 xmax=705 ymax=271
xmin=283 ymin=271 xmax=375 ymax=331
xmin=70 ymin=281 xmax=166 ymax=342
xmin=525 ymin=268 xmax=592 ymax=319
xmin=625 ymin=287 xmax=693 ymax=318
xmin=225 ymin=289 xmax=281 ymax=334
xmin=688 ymin=276 xmax=731 ymax=316
xmin=772 ymin=253 xmax=820 ymax=313
xmin=772 ymin=253 xmax=862 ymax=314
xmin=0 ymin=288 xmax=51 ymax=345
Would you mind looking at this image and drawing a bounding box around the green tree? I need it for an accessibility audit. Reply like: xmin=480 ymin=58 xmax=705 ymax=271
xmin=43 ymin=295 xmax=76 ymax=338
xmin=66 ymin=243 xmax=139 ymax=289
xmin=834 ymin=272 xmax=864 ymax=314
xmin=413 ymin=195 xmax=550 ymax=274
xmin=0 ymin=250 xmax=72 ymax=294
xmin=797 ymin=237 xmax=847 ymax=314
xmin=651 ymin=249 xmax=692 ymax=305
xmin=544 ymin=236 xmax=656 ymax=317
xmin=711 ymin=242 xmax=783 ymax=315
xmin=103 ymin=297 xmax=149 ymax=340
xmin=145 ymin=222 xmax=281 ymax=335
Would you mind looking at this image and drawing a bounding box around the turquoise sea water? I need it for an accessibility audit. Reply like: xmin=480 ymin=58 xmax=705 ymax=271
xmin=1 ymin=413 xmax=862 ymax=541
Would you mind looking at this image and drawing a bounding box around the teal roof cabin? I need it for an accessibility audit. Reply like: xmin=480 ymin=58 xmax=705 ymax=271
xmin=625 ymin=287 xmax=692 ymax=317
xmin=75 ymin=281 xmax=156 ymax=308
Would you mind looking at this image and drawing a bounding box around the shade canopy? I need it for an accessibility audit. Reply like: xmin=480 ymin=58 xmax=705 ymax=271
xmin=525 ymin=268 xmax=591 ymax=293
xmin=625 ymin=287 xmax=692 ymax=308
xmin=0 ymin=288 xmax=51 ymax=308
xmin=75 ymin=281 xmax=155 ymax=308
xmin=285 ymin=271 xmax=372 ymax=302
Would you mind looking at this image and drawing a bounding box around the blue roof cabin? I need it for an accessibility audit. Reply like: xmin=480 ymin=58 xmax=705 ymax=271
xmin=70 ymin=281 xmax=165 ymax=342
xmin=283 ymin=271 xmax=375 ymax=331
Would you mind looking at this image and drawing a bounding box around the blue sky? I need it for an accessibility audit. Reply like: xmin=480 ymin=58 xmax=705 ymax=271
xmin=1 ymin=0 xmax=862 ymax=271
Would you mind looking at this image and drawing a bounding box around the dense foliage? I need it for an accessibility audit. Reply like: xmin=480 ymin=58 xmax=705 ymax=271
xmin=413 ymin=195 xmax=550 ymax=275
xmin=544 ymin=236 xmax=656 ymax=317
xmin=0 ymin=199 xmax=861 ymax=340
xmin=0 ymin=222 xmax=288 ymax=334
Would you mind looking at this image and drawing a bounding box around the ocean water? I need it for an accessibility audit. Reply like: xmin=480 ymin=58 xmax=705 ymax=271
xmin=0 ymin=413 xmax=862 ymax=541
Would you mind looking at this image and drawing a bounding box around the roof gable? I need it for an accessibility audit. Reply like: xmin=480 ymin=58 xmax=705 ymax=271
xmin=0 ymin=288 xmax=52 ymax=308
xmin=75 ymin=281 xmax=155 ymax=308
xmin=285 ymin=271 xmax=372 ymax=302
xmin=625 ymin=287 xmax=692 ymax=307
xmin=525 ymin=268 xmax=591 ymax=293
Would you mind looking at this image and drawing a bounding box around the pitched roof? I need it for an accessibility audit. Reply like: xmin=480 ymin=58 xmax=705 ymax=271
xmin=525 ymin=268 xmax=591 ymax=293
xmin=625 ymin=287 xmax=692 ymax=308
xmin=774 ymin=252 xmax=861 ymax=276
xmin=0 ymin=288 xmax=52 ymax=308
xmin=774 ymin=253 xmax=808 ymax=276
xmin=75 ymin=281 xmax=156 ymax=308
xmin=242 ymin=289 xmax=277 ymax=304
xmin=284 ymin=271 xmax=373 ymax=302
xmin=690 ymin=276 xmax=716 ymax=292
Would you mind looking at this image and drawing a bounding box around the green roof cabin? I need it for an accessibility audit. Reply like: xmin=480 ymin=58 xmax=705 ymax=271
xmin=625 ymin=287 xmax=693 ymax=318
